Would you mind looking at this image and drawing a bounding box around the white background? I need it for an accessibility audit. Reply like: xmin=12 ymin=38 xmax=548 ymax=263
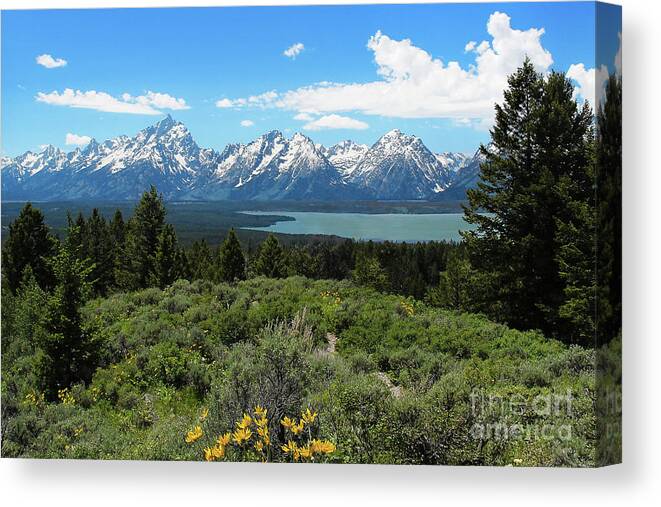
xmin=1 ymin=0 xmax=658 ymax=505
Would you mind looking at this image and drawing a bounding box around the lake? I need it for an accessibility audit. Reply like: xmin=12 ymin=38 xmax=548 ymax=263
xmin=240 ymin=211 xmax=476 ymax=242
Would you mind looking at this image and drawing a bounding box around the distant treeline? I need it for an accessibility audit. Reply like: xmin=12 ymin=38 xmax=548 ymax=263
xmin=2 ymin=189 xmax=459 ymax=303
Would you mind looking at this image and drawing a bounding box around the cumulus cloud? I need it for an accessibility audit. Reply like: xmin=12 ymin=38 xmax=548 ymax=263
xmin=218 ymin=12 xmax=557 ymax=127
xmin=215 ymin=91 xmax=278 ymax=109
xmin=567 ymin=63 xmax=609 ymax=108
xmin=283 ymin=42 xmax=305 ymax=59
xmin=215 ymin=98 xmax=234 ymax=108
xmin=568 ymin=31 xmax=621 ymax=109
xmin=36 ymin=54 xmax=67 ymax=68
xmin=302 ymin=114 xmax=369 ymax=131
xmin=293 ymin=112 xmax=314 ymax=121
xmin=240 ymin=119 xmax=255 ymax=127
xmin=65 ymin=133 xmax=92 ymax=146
xmin=35 ymin=89 xmax=190 ymax=115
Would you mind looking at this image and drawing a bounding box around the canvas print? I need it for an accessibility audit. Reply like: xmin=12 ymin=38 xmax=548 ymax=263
xmin=0 ymin=2 xmax=621 ymax=466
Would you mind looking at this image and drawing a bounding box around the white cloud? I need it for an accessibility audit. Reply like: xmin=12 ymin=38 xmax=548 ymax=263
xmin=302 ymin=114 xmax=369 ymax=131
xmin=219 ymin=12 xmax=556 ymax=127
xmin=240 ymin=119 xmax=255 ymax=127
xmin=36 ymin=53 xmax=67 ymax=68
xmin=215 ymin=91 xmax=277 ymax=109
xmin=569 ymin=32 xmax=621 ymax=109
xmin=293 ymin=112 xmax=314 ymax=121
xmin=122 ymin=91 xmax=189 ymax=111
xmin=215 ymin=98 xmax=234 ymax=108
xmin=464 ymin=41 xmax=476 ymax=52
xmin=283 ymin=42 xmax=305 ymax=59
xmin=65 ymin=133 xmax=92 ymax=146
xmin=35 ymin=88 xmax=190 ymax=115
xmin=567 ymin=63 xmax=604 ymax=108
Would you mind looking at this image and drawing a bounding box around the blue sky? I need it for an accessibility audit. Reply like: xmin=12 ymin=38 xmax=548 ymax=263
xmin=1 ymin=2 xmax=618 ymax=157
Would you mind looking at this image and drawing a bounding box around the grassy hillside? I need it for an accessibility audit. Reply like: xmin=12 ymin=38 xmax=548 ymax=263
xmin=2 ymin=276 xmax=596 ymax=465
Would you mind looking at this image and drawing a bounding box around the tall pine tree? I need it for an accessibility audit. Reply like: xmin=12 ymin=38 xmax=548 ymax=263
xmin=121 ymin=186 xmax=167 ymax=289
xmin=39 ymin=242 xmax=96 ymax=398
xmin=253 ymin=234 xmax=286 ymax=278
xmin=151 ymin=223 xmax=181 ymax=288
xmin=463 ymin=59 xmax=594 ymax=340
xmin=217 ymin=229 xmax=246 ymax=282
xmin=2 ymin=203 xmax=58 ymax=292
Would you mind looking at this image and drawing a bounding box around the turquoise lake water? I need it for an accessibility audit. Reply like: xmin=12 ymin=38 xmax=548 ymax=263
xmin=241 ymin=211 xmax=476 ymax=242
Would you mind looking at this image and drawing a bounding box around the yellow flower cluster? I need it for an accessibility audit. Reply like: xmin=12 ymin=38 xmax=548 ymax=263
xmin=57 ymin=388 xmax=75 ymax=405
xmin=399 ymin=300 xmax=415 ymax=317
xmin=281 ymin=407 xmax=317 ymax=435
xmin=204 ymin=406 xmax=272 ymax=462
xmin=23 ymin=390 xmax=45 ymax=407
xmin=204 ymin=432 xmax=230 ymax=462
xmin=185 ymin=425 xmax=203 ymax=444
xmin=186 ymin=405 xmax=335 ymax=463
xmin=281 ymin=438 xmax=336 ymax=462
xmin=279 ymin=407 xmax=335 ymax=462
xmin=320 ymin=290 xmax=342 ymax=304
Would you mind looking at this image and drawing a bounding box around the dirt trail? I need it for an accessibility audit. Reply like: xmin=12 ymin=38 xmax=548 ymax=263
xmin=324 ymin=332 xmax=402 ymax=398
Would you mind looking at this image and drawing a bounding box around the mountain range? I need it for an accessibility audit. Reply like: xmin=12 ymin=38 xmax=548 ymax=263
xmin=1 ymin=115 xmax=483 ymax=201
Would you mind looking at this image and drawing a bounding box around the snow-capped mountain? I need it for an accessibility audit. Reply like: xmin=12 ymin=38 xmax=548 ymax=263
xmin=195 ymin=130 xmax=356 ymax=200
xmin=436 ymin=148 xmax=487 ymax=200
xmin=348 ymin=129 xmax=455 ymax=199
xmin=319 ymin=140 xmax=369 ymax=178
xmin=2 ymin=116 xmax=479 ymax=201
xmin=434 ymin=152 xmax=470 ymax=172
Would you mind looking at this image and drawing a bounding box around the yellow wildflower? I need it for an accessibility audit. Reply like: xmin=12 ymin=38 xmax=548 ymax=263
xmin=204 ymin=447 xmax=214 ymax=462
xmin=212 ymin=445 xmax=225 ymax=459
xmin=281 ymin=440 xmax=298 ymax=455
xmin=290 ymin=420 xmax=305 ymax=435
xmin=217 ymin=432 xmax=231 ymax=447
xmin=254 ymin=405 xmax=267 ymax=419
xmin=301 ymin=407 xmax=318 ymax=425
xmin=237 ymin=413 xmax=253 ymax=429
xmin=254 ymin=440 xmax=264 ymax=453
xmin=232 ymin=427 xmax=252 ymax=444
xmin=298 ymin=444 xmax=313 ymax=460
xmin=256 ymin=417 xmax=268 ymax=429
xmin=281 ymin=416 xmax=295 ymax=430
xmin=311 ymin=439 xmax=336 ymax=454
xmin=185 ymin=425 xmax=203 ymax=444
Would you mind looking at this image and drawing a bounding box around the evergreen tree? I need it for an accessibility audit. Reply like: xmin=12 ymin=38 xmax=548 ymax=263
xmin=122 ymin=186 xmax=167 ymax=289
xmin=352 ymin=254 xmax=388 ymax=292
xmin=1 ymin=266 xmax=48 ymax=364
xmin=188 ymin=239 xmax=214 ymax=281
xmin=253 ymin=234 xmax=286 ymax=278
xmin=39 ymin=243 xmax=95 ymax=398
xmin=83 ymin=209 xmax=114 ymax=296
xmin=2 ymin=202 xmax=58 ymax=292
xmin=217 ymin=229 xmax=246 ymax=282
xmin=66 ymin=212 xmax=88 ymax=257
xmin=109 ymin=209 xmax=127 ymax=289
xmin=462 ymin=60 xmax=594 ymax=339
xmin=595 ymin=74 xmax=622 ymax=347
xmin=426 ymin=250 xmax=474 ymax=311
xmin=109 ymin=209 xmax=126 ymax=247
xmin=151 ymin=224 xmax=180 ymax=288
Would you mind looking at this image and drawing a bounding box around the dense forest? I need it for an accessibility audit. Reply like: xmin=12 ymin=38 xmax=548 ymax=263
xmin=1 ymin=61 xmax=621 ymax=465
